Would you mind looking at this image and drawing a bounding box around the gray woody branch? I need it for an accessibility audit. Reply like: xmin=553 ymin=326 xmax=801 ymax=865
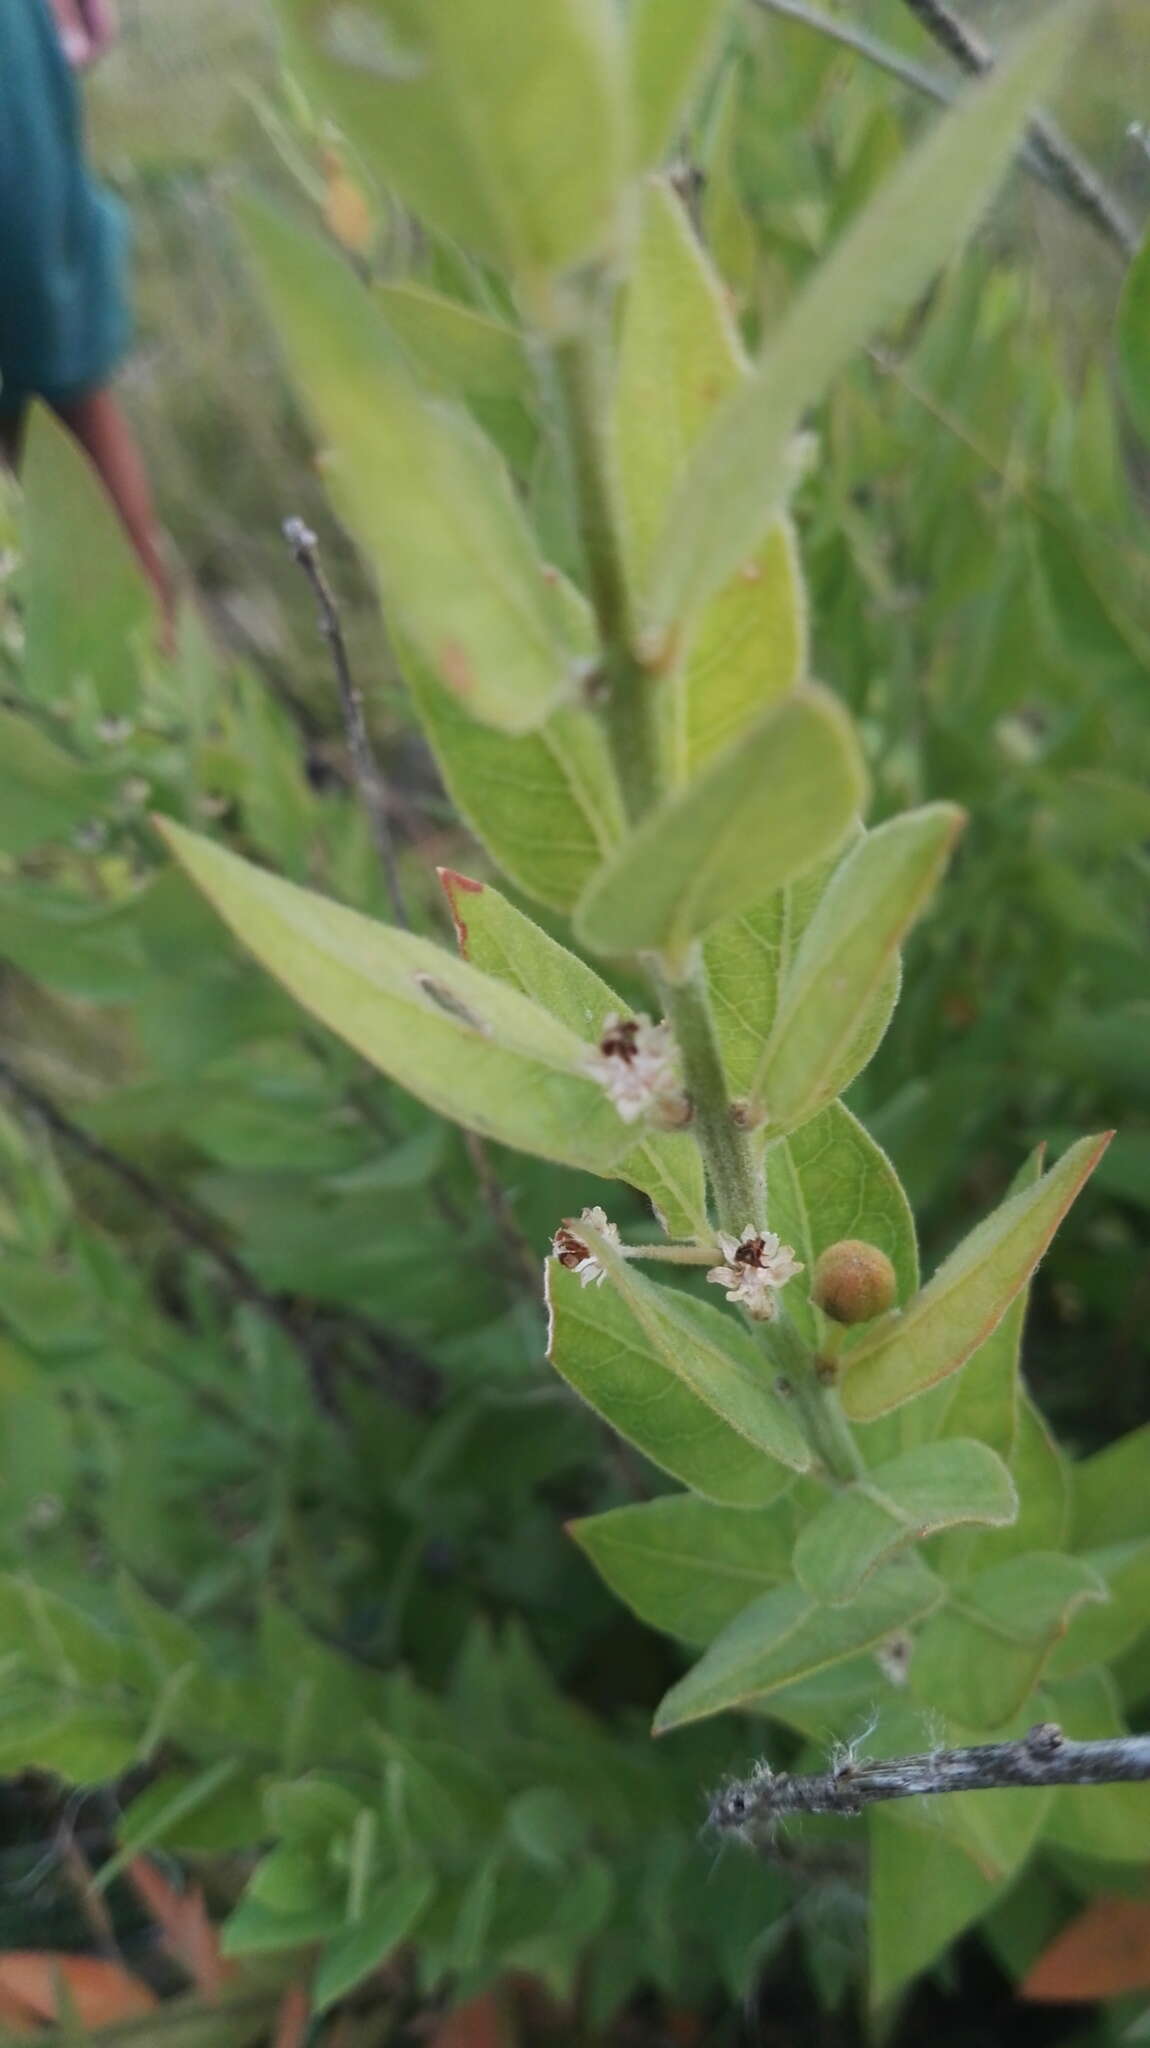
xmin=712 ymin=1721 xmax=1150 ymax=1845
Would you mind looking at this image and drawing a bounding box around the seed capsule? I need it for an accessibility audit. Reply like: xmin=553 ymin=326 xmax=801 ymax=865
xmin=811 ymin=1239 xmax=897 ymax=1326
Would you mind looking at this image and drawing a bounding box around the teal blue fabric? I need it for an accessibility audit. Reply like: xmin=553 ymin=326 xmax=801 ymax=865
xmin=0 ymin=0 xmax=130 ymax=413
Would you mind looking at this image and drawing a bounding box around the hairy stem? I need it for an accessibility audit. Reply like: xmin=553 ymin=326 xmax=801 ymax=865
xmin=552 ymin=326 xmax=661 ymax=823
xmin=712 ymin=1722 xmax=1150 ymax=1842
xmin=761 ymin=1310 xmax=864 ymax=1482
xmin=659 ymin=967 xmax=760 ymax=1234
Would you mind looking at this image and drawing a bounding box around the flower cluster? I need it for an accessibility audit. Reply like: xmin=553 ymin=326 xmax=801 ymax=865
xmin=583 ymin=1012 xmax=686 ymax=1126
xmin=551 ymin=1206 xmax=621 ymax=1289
xmin=706 ymin=1226 xmax=804 ymax=1321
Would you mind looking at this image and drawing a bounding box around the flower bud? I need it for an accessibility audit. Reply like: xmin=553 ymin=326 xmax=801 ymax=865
xmin=811 ymin=1239 xmax=897 ymax=1326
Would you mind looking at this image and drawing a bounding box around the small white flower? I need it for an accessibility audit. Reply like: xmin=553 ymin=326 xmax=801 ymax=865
xmin=551 ymin=1206 xmax=621 ymax=1288
xmin=583 ymin=1012 xmax=685 ymax=1126
xmin=706 ymin=1224 xmax=804 ymax=1321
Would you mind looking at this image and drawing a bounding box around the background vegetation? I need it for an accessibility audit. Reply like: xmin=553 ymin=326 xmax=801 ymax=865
xmin=0 ymin=1 xmax=1147 ymax=2042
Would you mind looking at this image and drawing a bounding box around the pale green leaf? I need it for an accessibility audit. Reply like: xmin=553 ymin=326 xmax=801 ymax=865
xmin=756 ymin=804 xmax=964 ymax=1132
xmin=610 ymin=182 xmax=806 ymax=779
xmin=1073 ymin=1423 xmax=1150 ymax=1550
xmin=703 ymin=834 xmax=896 ymax=1100
xmin=375 ymin=282 xmax=532 ymax=399
xmin=645 ymin=3 xmax=1088 ymax=630
xmin=571 ymin=1491 xmax=796 ymax=1646
xmin=237 ymin=197 xmax=570 ymax=733
xmin=1118 ymin=227 xmax=1150 ymax=452
xmin=574 ymin=686 xmax=866 ymax=961
xmin=841 ymin=1134 xmax=1111 ymax=1422
xmin=910 ymin=1552 xmax=1106 ymax=1730
xmin=764 ymin=1101 xmax=917 ymax=1352
xmin=315 ymin=1871 xmax=436 ymax=2010
xmin=653 ymin=1554 xmax=943 ymax=1731
xmin=281 ymin=0 xmax=626 ymax=277
xmin=545 ymin=1262 xmax=808 ymax=1507
xmin=158 ymin=821 xmax=635 ymax=1174
xmin=794 ymin=1440 xmax=1016 ymax=1607
xmin=21 ymin=407 xmax=151 ymax=713
xmin=404 ymin=650 xmax=624 ymax=913
xmin=962 ymin=1397 xmax=1070 ymax=1571
xmin=628 ymin=0 xmax=735 ymax=166
xmin=905 ymin=1147 xmax=1044 ymax=1458
xmin=439 ymin=868 xmax=707 ymax=1236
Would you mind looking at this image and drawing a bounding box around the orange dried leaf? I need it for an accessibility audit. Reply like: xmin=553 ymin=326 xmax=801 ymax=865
xmin=1022 ymin=1895 xmax=1150 ymax=2002
xmin=0 ymin=1952 xmax=157 ymax=2029
xmin=126 ymin=1855 xmax=233 ymax=1998
xmin=273 ymin=1979 xmax=314 ymax=2048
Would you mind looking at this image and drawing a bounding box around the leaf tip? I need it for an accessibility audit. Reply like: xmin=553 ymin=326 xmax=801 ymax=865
xmin=437 ymin=866 xmax=484 ymax=956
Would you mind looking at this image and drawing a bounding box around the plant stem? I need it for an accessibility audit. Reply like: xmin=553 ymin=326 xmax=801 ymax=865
xmin=551 ymin=327 xmax=661 ymax=823
xmin=659 ymin=966 xmax=760 ymax=1234
xmin=761 ymin=1310 xmax=864 ymax=1482
xmin=712 ymin=1722 xmax=1150 ymax=1842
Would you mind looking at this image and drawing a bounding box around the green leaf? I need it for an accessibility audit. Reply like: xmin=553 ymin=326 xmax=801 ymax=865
xmin=910 ymin=1552 xmax=1107 ymax=1730
xmin=237 ymin=198 xmax=570 ymax=733
xmin=545 ymin=1261 xmax=809 ymax=1507
xmin=653 ymin=1554 xmax=943 ymax=1731
xmin=315 ymin=1871 xmax=436 ymax=2011
xmin=0 ymin=711 xmax=114 ymax=858
xmin=756 ymin=804 xmax=964 ymax=1131
xmin=841 ymin=1134 xmax=1111 ymax=1422
xmin=1073 ymin=1424 xmax=1150 ymax=1550
xmin=644 ymin=2 xmax=1088 ymax=631
xmin=703 ymin=835 xmax=896 ymax=1100
xmin=571 ymin=1491 xmax=796 ymax=1646
xmin=574 ymin=686 xmax=866 ymax=961
xmin=1042 ymin=1669 xmax=1150 ymax=1863
xmin=628 ymin=0 xmax=734 ymax=166
xmin=1118 ymin=227 xmax=1150 ymax=450
xmin=1046 ymin=1539 xmax=1150 ymax=1679
xmin=375 ymin=283 xmax=532 ymax=400
xmin=612 ymin=181 xmax=807 ymax=784
xmin=907 ymin=1147 xmax=1044 ymax=1458
xmin=221 ymin=1896 xmax=346 ymax=1956
xmin=764 ymin=1101 xmax=918 ymax=1352
xmin=158 ymin=821 xmax=634 ymax=1174
xmin=869 ymin=1806 xmax=1005 ymax=2010
xmin=280 ymin=0 xmax=625 ymax=277
xmin=405 ymin=650 xmax=624 ymax=913
xmin=794 ymin=1441 xmax=1016 ymax=1607
xmin=439 ymin=869 xmax=706 ymax=1236
xmin=21 ymin=408 xmax=152 ymax=714
xmin=963 ymin=1397 xmax=1070 ymax=1571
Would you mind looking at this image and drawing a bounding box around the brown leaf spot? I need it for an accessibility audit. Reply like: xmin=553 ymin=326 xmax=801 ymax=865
xmin=437 ymin=868 xmax=484 ymax=957
xmin=438 ymin=639 xmax=477 ymax=699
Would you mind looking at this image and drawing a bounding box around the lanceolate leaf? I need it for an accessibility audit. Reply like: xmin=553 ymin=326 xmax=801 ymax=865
xmin=1117 ymin=227 xmax=1150 ymax=453
xmin=793 ymin=1440 xmax=1016 ymax=1607
xmin=756 ymin=805 xmax=964 ymax=1132
xmin=279 ymin=0 xmax=626 ymax=278
xmin=571 ymin=1492 xmax=796 ymax=1647
xmin=644 ymin=3 xmax=1088 ymax=633
xmin=157 ymin=823 xmax=635 ymax=1175
xmin=654 ymin=1555 xmax=943 ymax=1731
xmin=237 ymin=198 xmax=572 ymax=734
xmin=841 ymin=1134 xmax=1111 ymax=1421
xmin=764 ymin=1101 xmax=918 ymax=1351
xmin=703 ymin=834 xmax=896 ymax=1099
xmin=575 ymin=687 xmax=866 ymax=961
xmin=910 ymin=1552 xmax=1106 ymax=1730
xmin=627 ymin=0 xmax=735 ymax=167
xmin=545 ymin=1261 xmax=809 ymax=1507
xmin=439 ymin=869 xmax=707 ymax=1236
xmin=405 ymin=653 xmax=624 ymax=913
xmin=374 ymin=283 xmax=533 ymax=401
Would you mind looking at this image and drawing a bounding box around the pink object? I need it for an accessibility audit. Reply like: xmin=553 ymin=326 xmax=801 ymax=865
xmin=50 ymin=0 xmax=118 ymax=68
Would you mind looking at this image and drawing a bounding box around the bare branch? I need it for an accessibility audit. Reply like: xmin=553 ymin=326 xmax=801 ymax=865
xmin=283 ymin=516 xmax=411 ymax=929
xmin=712 ymin=1722 xmax=1150 ymax=1847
